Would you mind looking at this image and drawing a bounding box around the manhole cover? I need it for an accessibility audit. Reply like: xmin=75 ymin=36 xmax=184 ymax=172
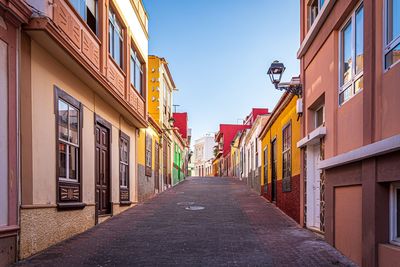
xmin=185 ymin=205 xmax=205 ymax=211
xmin=177 ymin=201 xmax=195 ymax=206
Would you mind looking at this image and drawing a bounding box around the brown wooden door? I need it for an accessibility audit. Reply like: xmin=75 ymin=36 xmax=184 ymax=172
xmin=95 ymin=124 xmax=111 ymax=215
xmin=155 ymin=142 xmax=160 ymax=191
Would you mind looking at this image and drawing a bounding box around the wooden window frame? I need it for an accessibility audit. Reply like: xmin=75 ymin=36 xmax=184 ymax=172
xmin=108 ymin=6 xmax=124 ymax=69
xmin=282 ymin=121 xmax=292 ymax=193
xmin=130 ymin=45 xmax=145 ymax=97
xmin=119 ymin=131 xmax=130 ymax=204
xmin=54 ymin=86 xmax=85 ymax=209
xmin=145 ymin=132 xmax=152 ymax=177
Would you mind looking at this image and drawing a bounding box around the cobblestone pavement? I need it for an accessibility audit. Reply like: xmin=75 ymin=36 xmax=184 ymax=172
xmin=16 ymin=177 xmax=356 ymax=267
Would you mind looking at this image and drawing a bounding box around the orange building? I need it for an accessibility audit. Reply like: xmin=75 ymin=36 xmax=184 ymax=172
xmin=298 ymin=0 xmax=400 ymax=265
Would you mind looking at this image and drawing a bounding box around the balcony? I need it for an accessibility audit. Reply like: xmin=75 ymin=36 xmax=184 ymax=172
xmin=24 ymin=0 xmax=147 ymax=127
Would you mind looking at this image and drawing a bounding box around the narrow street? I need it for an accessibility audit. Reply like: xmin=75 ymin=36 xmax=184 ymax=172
xmin=17 ymin=177 xmax=355 ymax=267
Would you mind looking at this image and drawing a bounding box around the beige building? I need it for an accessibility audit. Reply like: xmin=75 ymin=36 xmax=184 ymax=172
xmin=19 ymin=0 xmax=148 ymax=259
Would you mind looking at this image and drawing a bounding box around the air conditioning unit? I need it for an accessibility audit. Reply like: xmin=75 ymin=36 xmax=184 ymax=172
xmin=152 ymin=68 xmax=155 ymax=73
xmin=296 ymin=98 xmax=303 ymax=114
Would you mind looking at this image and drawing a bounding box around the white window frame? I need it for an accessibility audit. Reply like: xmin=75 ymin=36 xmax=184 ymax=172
xmin=314 ymin=105 xmax=325 ymax=128
xmin=390 ymin=182 xmax=400 ymax=246
xmin=384 ymin=0 xmax=400 ymax=70
xmin=338 ymin=2 xmax=364 ymax=106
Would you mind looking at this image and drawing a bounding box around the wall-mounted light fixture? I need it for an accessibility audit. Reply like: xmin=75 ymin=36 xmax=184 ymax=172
xmin=267 ymin=60 xmax=302 ymax=96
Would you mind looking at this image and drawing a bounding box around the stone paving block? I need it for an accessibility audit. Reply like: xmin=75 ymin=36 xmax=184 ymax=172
xmin=15 ymin=177 xmax=356 ymax=267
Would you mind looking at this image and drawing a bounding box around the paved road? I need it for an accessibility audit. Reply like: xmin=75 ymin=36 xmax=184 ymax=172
xmin=17 ymin=177 xmax=356 ymax=267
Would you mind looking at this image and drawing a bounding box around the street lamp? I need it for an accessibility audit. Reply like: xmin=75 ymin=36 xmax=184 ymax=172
xmin=267 ymin=60 xmax=285 ymax=88
xmin=267 ymin=60 xmax=302 ymax=96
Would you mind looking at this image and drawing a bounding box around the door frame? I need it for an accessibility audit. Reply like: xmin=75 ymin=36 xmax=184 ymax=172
xmin=154 ymin=140 xmax=160 ymax=192
xmin=306 ymin=143 xmax=321 ymax=230
xmin=94 ymin=114 xmax=112 ymax=223
xmin=270 ymin=137 xmax=277 ymax=203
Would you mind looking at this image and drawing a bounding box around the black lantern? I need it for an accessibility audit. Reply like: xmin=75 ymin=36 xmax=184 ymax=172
xmin=267 ymin=61 xmax=302 ymax=96
xmin=267 ymin=60 xmax=286 ymax=89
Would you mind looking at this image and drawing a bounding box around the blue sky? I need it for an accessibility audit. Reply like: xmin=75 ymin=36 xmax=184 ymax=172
xmin=143 ymin=0 xmax=300 ymax=142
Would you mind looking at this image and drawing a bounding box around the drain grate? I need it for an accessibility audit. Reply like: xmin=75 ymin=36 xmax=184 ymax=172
xmin=185 ymin=205 xmax=205 ymax=211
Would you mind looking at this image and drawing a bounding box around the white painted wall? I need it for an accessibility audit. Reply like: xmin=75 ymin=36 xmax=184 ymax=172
xmin=115 ymin=0 xmax=148 ymax=59
xmin=193 ymin=135 xmax=215 ymax=176
xmin=0 ymin=39 xmax=8 ymax=226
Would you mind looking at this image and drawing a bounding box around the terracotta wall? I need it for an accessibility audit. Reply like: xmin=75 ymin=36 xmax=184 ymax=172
xmin=334 ymin=185 xmax=362 ymax=266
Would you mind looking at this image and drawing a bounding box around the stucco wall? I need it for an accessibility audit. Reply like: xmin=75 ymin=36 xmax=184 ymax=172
xmin=28 ymin=39 xmax=138 ymax=206
xmin=20 ymin=37 xmax=140 ymax=257
xmin=334 ymin=185 xmax=362 ymax=266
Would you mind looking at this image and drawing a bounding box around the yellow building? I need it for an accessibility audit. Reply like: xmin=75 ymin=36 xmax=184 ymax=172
xmin=137 ymin=116 xmax=162 ymax=202
xmin=144 ymin=56 xmax=176 ymax=189
xmin=259 ymin=93 xmax=301 ymax=223
xmin=230 ymin=132 xmax=242 ymax=178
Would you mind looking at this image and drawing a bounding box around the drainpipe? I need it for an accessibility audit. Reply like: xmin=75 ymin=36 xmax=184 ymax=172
xmin=16 ymin=24 xmax=21 ymax=261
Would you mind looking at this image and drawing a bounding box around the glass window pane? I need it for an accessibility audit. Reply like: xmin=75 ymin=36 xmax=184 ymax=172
xmin=119 ymin=37 xmax=123 ymax=67
xmin=354 ymin=76 xmax=363 ymax=94
xmin=316 ymin=107 xmax=324 ymax=127
xmin=69 ymin=106 xmax=79 ymax=145
xmin=58 ymin=100 xmax=69 ymax=142
xmin=135 ymin=64 xmax=141 ymax=94
xmin=58 ymin=143 xmax=67 ymax=178
xmin=355 ymin=6 xmax=364 ymax=74
xmin=114 ymin=30 xmax=121 ymax=66
xmin=130 ymin=52 xmax=135 ymax=84
xmin=385 ymin=43 xmax=400 ymax=68
xmin=70 ymin=0 xmax=85 ymax=18
xmin=388 ymin=0 xmax=400 ymax=44
xmin=86 ymin=0 xmax=97 ymax=34
xmin=87 ymin=0 xmax=96 ymax=15
xmin=342 ymin=22 xmax=352 ymax=85
xmin=69 ymin=146 xmax=78 ymax=181
xmin=339 ymin=86 xmax=352 ymax=105
xmin=109 ymin=24 xmax=113 ymax=55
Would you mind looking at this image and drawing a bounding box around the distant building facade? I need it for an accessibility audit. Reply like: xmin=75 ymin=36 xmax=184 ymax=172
xmin=193 ymin=135 xmax=215 ymax=176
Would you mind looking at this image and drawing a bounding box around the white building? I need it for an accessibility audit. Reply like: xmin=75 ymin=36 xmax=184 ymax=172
xmin=243 ymin=115 xmax=269 ymax=192
xmin=193 ymin=135 xmax=216 ymax=176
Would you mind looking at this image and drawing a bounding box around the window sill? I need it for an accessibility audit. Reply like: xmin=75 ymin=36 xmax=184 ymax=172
xmin=119 ymin=201 xmax=132 ymax=206
xmin=57 ymin=202 xmax=86 ymax=210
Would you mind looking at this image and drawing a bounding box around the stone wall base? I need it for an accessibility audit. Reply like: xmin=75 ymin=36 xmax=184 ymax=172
xmin=19 ymin=205 xmax=95 ymax=259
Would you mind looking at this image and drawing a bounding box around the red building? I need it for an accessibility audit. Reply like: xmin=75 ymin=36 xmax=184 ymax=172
xmin=215 ymin=124 xmax=251 ymax=176
xmin=244 ymin=108 xmax=269 ymax=126
xmin=214 ymin=108 xmax=270 ymax=177
xmin=173 ymin=112 xmax=188 ymax=140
